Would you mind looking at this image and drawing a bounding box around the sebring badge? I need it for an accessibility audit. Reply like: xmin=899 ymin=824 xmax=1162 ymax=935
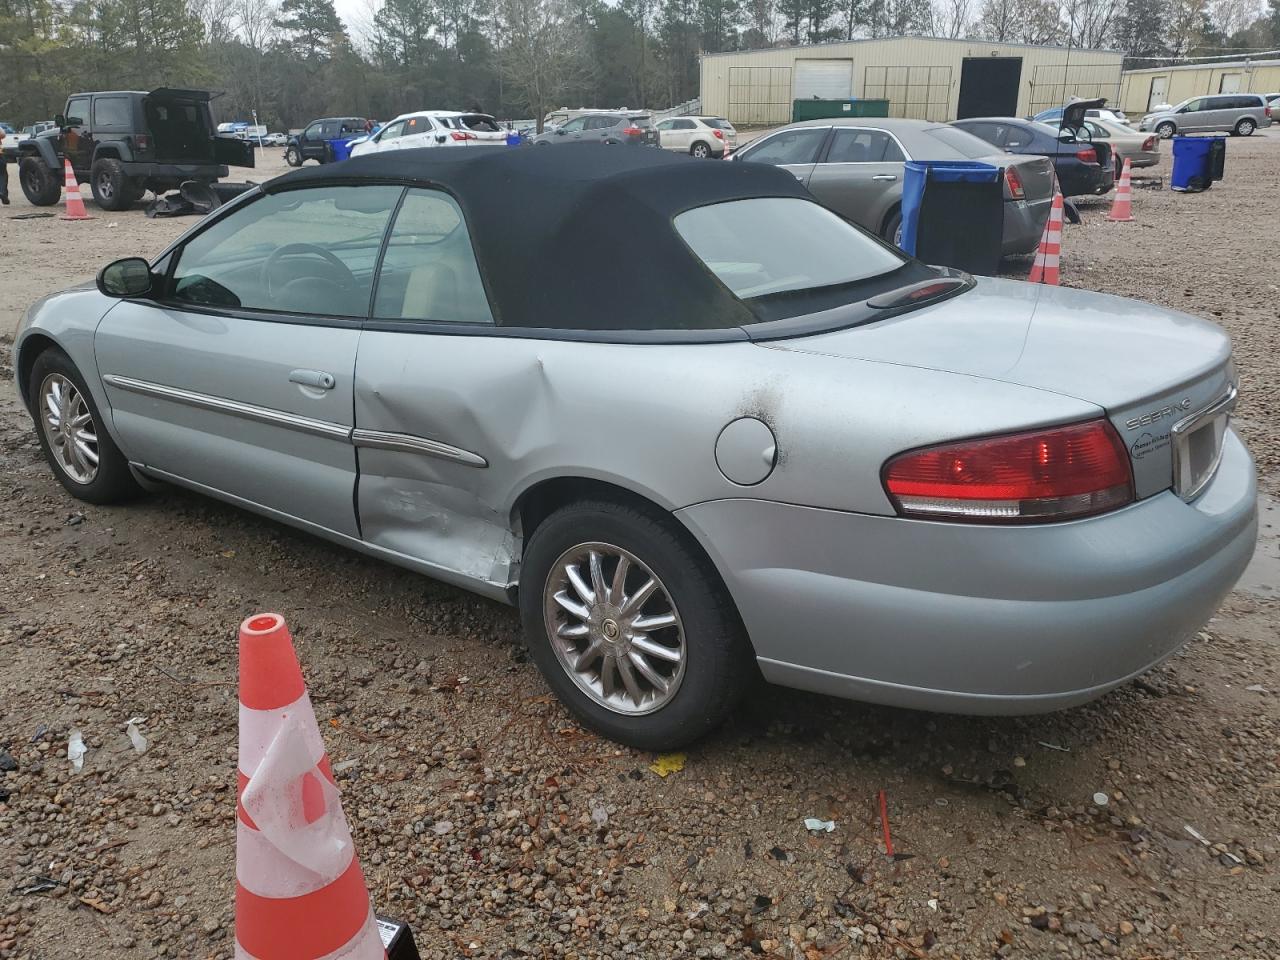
xmin=1125 ymin=398 xmax=1191 ymax=430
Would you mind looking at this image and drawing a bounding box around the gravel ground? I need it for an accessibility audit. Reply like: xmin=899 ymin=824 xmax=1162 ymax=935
xmin=2 ymin=137 xmax=1278 ymax=960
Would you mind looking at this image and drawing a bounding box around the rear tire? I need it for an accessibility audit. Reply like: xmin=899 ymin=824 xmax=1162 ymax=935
xmin=1155 ymin=121 xmax=1176 ymax=139
xmin=519 ymin=500 xmax=752 ymax=750
xmin=1234 ymin=117 xmax=1256 ymax=136
xmin=285 ymin=147 xmax=302 ymax=167
xmin=19 ymin=157 xmax=62 ymax=206
xmin=28 ymin=348 xmax=141 ymax=505
xmin=881 ymin=207 xmax=903 ymax=248
xmin=90 ymin=158 xmax=141 ymax=211
xmin=690 ymin=141 xmax=711 ymax=159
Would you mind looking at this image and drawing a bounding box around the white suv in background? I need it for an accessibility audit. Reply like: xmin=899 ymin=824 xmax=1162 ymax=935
xmin=655 ymin=116 xmax=737 ymax=158
xmin=351 ymin=111 xmax=508 ymax=157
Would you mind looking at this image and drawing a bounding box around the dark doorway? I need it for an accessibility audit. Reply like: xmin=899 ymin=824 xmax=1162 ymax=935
xmin=957 ymin=57 xmax=1023 ymax=119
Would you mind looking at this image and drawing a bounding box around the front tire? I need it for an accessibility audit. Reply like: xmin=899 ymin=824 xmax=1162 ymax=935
xmin=28 ymin=349 xmax=140 ymax=504
xmin=519 ymin=500 xmax=752 ymax=750
xmin=881 ymin=207 xmax=903 ymax=248
xmin=285 ymin=147 xmax=302 ymax=167
xmin=1155 ymin=121 xmax=1176 ymax=139
xmin=90 ymin=158 xmax=141 ymax=211
xmin=1234 ymin=117 xmax=1256 ymax=136
xmin=690 ymin=141 xmax=711 ymax=159
xmin=19 ymin=157 xmax=62 ymax=205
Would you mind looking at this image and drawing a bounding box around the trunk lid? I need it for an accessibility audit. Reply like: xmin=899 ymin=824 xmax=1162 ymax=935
xmin=1001 ymin=154 xmax=1054 ymax=200
xmin=764 ymin=277 xmax=1235 ymax=499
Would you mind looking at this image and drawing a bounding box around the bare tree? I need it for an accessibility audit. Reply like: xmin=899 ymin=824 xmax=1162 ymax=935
xmin=497 ymin=0 xmax=591 ymax=130
xmin=930 ymin=0 xmax=972 ymax=36
xmin=1063 ymin=0 xmax=1121 ymax=46
xmin=1166 ymin=0 xmax=1208 ymax=52
xmin=1211 ymin=0 xmax=1259 ymax=36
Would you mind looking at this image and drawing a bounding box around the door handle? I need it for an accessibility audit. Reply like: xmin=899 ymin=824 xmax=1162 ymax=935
xmin=290 ymin=369 xmax=335 ymax=390
xmin=871 ymin=174 xmax=897 ymax=181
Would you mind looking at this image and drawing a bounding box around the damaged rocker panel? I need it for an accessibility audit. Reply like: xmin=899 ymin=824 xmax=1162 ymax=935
xmin=101 ymin=375 xmax=487 ymax=467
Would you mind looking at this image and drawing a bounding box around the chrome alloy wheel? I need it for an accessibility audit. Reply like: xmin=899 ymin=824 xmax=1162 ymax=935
xmin=543 ymin=543 xmax=686 ymax=715
xmin=40 ymin=373 xmax=99 ymax=484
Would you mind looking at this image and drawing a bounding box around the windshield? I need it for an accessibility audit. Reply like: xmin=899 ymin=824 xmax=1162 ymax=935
xmin=676 ymin=198 xmax=907 ymax=300
xmin=921 ymin=126 xmax=994 ymax=159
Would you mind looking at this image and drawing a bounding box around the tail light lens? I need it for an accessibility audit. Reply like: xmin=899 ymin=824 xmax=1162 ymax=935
xmin=1141 ymin=136 xmax=1156 ymax=151
xmin=1266 ymin=106 xmax=1272 ymax=118
xmin=1076 ymin=147 xmax=1097 ymax=164
xmin=134 ymin=134 xmax=150 ymax=152
xmin=623 ymin=126 xmax=644 ymax=136
xmin=450 ymin=131 xmax=477 ymax=141
xmin=882 ymin=420 xmax=1134 ymax=523
xmin=1003 ymin=164 xmax=1024 ymax=200
xmin=712 ymin=129 xmax=724 ymax=139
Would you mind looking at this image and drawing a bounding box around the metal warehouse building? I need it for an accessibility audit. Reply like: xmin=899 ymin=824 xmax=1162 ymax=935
xmin=1119 ymin=59 xmax=1280 ymax=115
xmin=700 ymin=37 xmax=1124 ymax=126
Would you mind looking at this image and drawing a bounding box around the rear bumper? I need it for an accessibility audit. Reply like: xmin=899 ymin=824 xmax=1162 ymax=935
xmin=1001 ymin=196 xmax=1052 ymax=256
xmin=677 ymin=429 xmax=1257 ymax=715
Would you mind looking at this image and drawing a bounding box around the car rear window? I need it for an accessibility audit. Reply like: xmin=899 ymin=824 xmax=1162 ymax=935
xmin=702 ymin=118 xmax=733 ymax=130
xmin=461 ymin=114 xmax=501 ymax=132
xmin=921 ymin=126 xmax=995 ymax=159
xmin=628 ymin=115 xmax=652 ymax=127
xmin=675 ymin=198 xmax=906 ymax=299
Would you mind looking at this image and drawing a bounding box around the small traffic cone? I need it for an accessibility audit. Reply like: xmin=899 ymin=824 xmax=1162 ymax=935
xmin=60 ymin=159 xmax=93 ymax=221
xmin=1106 ymin=157 xmax=1135 ymax=222
xmin=235 ymin=613 xmax=386 ymax=959
xmin=1028 ymin=192 xmax=1063 ymax=286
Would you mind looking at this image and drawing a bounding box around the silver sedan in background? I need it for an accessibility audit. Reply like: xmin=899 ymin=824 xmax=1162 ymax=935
xmin=13 ymin=147 xmax=1257 ymax=750
xmin=731 ymin=117 xmax=1055 ymax=256
xmin=1082 ymin=118 xmax=1161 ymax=178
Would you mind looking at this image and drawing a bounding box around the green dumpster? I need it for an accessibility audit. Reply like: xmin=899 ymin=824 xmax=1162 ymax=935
xmin=791 ymin=99 xmax=890 ymax=122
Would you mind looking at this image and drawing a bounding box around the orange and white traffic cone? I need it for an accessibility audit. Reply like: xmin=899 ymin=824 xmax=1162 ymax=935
xmin=235 ymin=613 xmax=385 ymax=960
xmin=1106 ymin=157 xmax=1135 ymax=222
xmin=1028 ymin=191 xmax=1063 ymax=286
xmin=60 ymin=159 xmax=93 ymax=221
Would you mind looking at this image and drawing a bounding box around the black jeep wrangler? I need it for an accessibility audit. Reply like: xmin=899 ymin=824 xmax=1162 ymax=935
xmin=18 ymin=88 xmax=254 ymax=211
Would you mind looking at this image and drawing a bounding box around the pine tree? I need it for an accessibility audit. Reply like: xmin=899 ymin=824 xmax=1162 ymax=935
xmin=276 ymin=0 xmax=346 ymax=61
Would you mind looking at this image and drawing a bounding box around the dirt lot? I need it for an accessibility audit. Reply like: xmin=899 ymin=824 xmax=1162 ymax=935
xmin=2 ymin=139 xmax=1278 ymax=960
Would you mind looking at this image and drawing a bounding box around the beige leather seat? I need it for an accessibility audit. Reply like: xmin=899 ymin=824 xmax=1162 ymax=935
xmin=400 ymin=262 xmax=459 ymax=321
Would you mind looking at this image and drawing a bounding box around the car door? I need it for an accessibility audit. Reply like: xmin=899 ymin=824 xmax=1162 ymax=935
xmin=353 ymin=187 xmax=508 ymax=588
xmin=1179 ymin=98 xmax=1209 ymax=132
xmin=670 ymin=118 xmax=695 ymax=151
xmin=587 ymin=115 xmax=619 ymax=143
xmin=736 ymin=127 xmax=829 ymax=186
xmin=400 ymin=115 xmax=436 ymax=148
xmin=370 ymin=118 xmax=406 ymax=153
xmin=63 ymin=96 xmax=93 ymax=174
xmin=655 ymin=118 xmax=675 ymax=150
xmin=94 ymin=183 xmax=403 ymax=538
xmin=805 ymin=127 xmax=907 ymax=231
xmin=552 ymin=116 xmax=588 ymax=143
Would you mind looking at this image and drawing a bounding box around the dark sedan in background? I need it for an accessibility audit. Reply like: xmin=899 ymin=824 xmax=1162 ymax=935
xmin=529 ymin=112 xmax=659 ymax=147
xmin=731 ymin=117 xmax=1055 ymax=256
xmin=952 ymin=117 xmax=1114 ymax=198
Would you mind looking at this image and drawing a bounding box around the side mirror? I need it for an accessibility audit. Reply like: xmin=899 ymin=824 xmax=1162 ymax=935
xmin=555 ymin=128 xmax=567 ymax=135
xmin=97 ymin=258 xmax=153 ymax=298
xmin=55 ymin=114 xmax=67 ymax=128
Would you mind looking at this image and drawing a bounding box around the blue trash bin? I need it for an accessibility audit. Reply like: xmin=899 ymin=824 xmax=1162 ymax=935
xmin=1171 ymin=136 xmax=1224 ymax=192
xmin=901 ymin=161 xmax=1004 ymax=275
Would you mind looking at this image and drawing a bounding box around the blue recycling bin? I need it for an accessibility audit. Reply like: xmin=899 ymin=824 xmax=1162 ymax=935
xmin=1171 ymin=136 xmax=1225 ymax=192
xmin=328 ymin=136 xmax=360 ymax=162
xmin=901 ymin=161 xmax=1004 ymax=275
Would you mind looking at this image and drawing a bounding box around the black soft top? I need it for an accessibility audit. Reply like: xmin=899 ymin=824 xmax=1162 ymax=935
xmin=265 ymin=146 xmax=812 ymax=331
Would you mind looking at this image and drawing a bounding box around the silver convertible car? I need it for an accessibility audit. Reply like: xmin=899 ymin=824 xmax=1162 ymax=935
xmin=15 ymin=148 xmax=1257 ymax=749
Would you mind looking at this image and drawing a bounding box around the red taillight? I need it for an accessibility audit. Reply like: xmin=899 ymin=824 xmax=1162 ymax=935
xmin=623 ymin=126 xmax=643 ymax=136
xmin=134 ymin=134 xmax=150 ymax=152
xmin=1266 ymin=106 xmax=1272 ymax=118
xmin=1076 ymin=147 xmax=1097 ymax=164
xmin=712 ymin=129 xmax=724 ymax=139
xmin=1003 ymin=164 xmax=1024 ymax=200
xmin=1141 ymin=136 xmax=1156 ymax=151
xmin=882 ymin=420 xmax=1134 ymax=523
xmin=450 ymin=131 xmax=477 ymax=141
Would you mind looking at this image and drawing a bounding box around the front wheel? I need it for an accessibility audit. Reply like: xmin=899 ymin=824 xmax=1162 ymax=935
xmin=285 ymin=147 xmax=302 ymax=167
xmin=1234 ymin=117 xmax=1256 ymax=136
xmin=519 ymin=500 xmax=752 ymax=750
xmin=1155 ymin=121 xmax=1176 ymax=139
xmin=28 ymin=349 xmax=140 ymax=504
xmin=19 ymin=157 xmax=62 ymax=205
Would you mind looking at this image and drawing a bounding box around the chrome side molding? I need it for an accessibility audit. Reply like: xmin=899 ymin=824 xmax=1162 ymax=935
xmin=351 ymin=428 xmax=488 ymax=468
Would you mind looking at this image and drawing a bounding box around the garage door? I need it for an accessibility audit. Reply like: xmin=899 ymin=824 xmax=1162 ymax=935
xmin=794 ymin=60 xmax=854 ymax=100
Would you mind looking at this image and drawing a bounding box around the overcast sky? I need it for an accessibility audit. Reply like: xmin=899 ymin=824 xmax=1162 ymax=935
xmin=335 ymin=0 xmax=375 ymax=41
